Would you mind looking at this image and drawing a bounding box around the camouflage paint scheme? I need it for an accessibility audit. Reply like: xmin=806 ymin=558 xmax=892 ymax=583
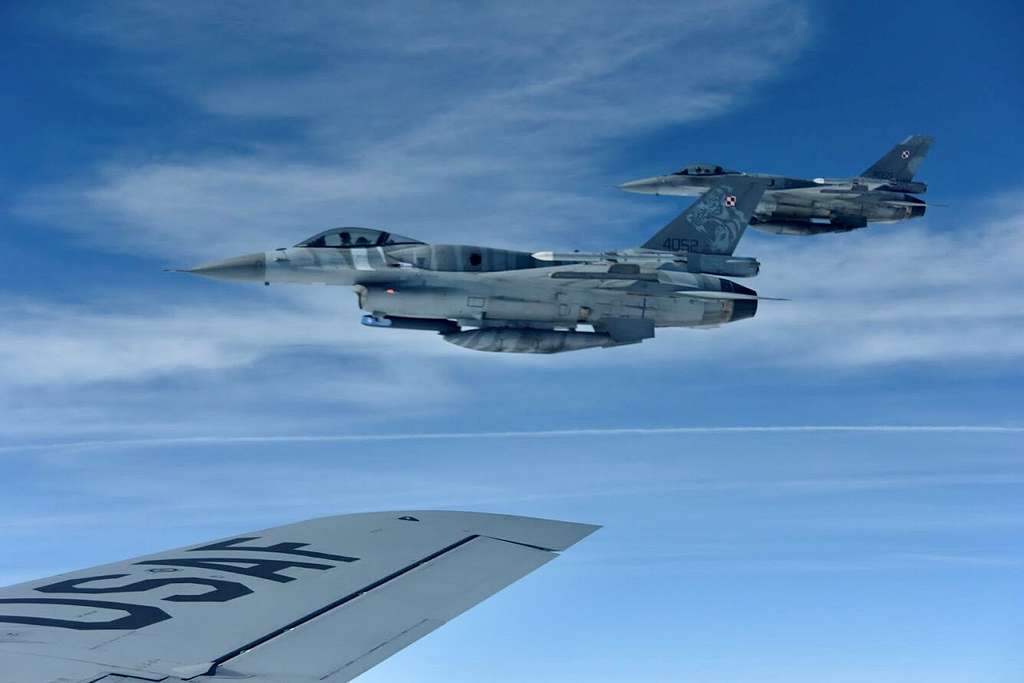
xmin=183 ymin=179 xmax=773 ymax=353
xmin=619 ymin=135 xmax=934 ymax=235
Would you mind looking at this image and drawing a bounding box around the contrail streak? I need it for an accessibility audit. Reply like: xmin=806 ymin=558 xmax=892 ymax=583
xmin=1 ymin=425 xmax=1021 ymax=455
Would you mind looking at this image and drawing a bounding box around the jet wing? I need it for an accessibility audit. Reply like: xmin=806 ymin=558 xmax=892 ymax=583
xmin=0 ymin=510 xmax=599 ymax=683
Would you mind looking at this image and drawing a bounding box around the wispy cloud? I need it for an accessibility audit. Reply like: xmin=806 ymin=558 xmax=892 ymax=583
xmin=4 ymin=0 xmax=815 ymax=441
xmin=4 ymin=194 xmax=1024 ymax=393
xmin=20 ymin=0 xmax=810 ymax=257
xmin=0 ymin=292 xmax=460 ymax=387
xmin=3 ymin=194 xmax=1024 ymax=442
xmin=3 ymin=424 xmax=1023 ymax=455
xmin=4 ymin=436 xmax=1022 ymax=583
xmin=6 ymin=1 xmax=1023 ymax=446
xmin=584 ymin=551 xmax=1024 ymax=574
xmin=700 ymin=197 xmax=1024 ymax=367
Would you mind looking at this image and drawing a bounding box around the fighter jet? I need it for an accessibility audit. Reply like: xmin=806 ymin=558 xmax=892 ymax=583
xmin=182 ymin=178 xmax=778 ymax=354
xmin=619 ymin=135 xmax=934 ymax=235
xmin=0 ymin=509 xmax=598 ymax=682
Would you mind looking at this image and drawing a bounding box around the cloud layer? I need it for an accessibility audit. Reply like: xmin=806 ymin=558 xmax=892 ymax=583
xmin=22 ymin=0 xmax=810 ymax=256
xmin=6 ymin=1 xmax=1022 ymax=443
xmin=5 ymin=195 xmax=1024 ymax=388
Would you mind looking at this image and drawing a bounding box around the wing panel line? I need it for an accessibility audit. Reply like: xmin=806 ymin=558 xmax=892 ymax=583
xmin=206 ymin=534 xmax=483 ymax=676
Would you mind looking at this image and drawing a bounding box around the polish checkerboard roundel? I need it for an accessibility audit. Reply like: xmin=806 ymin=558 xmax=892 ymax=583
xmin=724 ymin=194 xmax=737 ymax=207
xmin=900 ymin=149 xmax=911 ymax=159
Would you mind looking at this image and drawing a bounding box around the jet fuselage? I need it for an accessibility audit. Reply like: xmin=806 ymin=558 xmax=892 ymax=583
xmin=620 ymin=135 xmax=933 ymax=235
xmin=620 ymin=172 xmax=927 ymax=235
xmin=189 ymin=238 xmax=756 ymax=353
xmin=183 ymin=178 xmax=772 ymax=353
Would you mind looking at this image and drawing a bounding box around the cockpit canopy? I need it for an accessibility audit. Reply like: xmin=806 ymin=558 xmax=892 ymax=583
xmin=673 ymin=164 xmax=736 ymax=176
xmin=295 ymin=227 xmax=424 ymax=249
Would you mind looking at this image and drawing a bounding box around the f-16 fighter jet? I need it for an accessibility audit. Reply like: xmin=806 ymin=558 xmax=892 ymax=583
xmin=619 ymin=135 xmax=934 ymax=235
xmin=183 ymin=178 xmax=777 ymax=353
xmin=0 ymin=510 xmax=598 ymax=682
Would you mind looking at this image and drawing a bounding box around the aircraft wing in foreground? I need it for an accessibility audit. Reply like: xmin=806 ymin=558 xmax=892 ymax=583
xmin=0 ymin=510 xmax=598 ymax=682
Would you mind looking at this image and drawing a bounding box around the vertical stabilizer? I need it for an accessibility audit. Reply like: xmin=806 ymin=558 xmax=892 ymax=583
xmin=642 ymin=179 xmax=769 ymax=255
xmin=861 ymin=134 xmax=934 ymax=182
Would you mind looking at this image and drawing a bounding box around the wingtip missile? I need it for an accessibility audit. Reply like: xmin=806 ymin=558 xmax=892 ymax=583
xmin=532 ymin=251 xmax=608 ymax=262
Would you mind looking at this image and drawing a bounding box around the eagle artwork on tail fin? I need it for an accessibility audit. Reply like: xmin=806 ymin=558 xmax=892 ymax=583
xmin=685 ymin=186 xmax=743 ymax=252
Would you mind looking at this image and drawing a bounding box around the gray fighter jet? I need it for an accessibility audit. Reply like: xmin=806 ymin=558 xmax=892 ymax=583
xmin=183 ymin=178 xmax=778 ymax=353
xmin=619 ymin=135 xmax=934 ymax=235
xmin=0 ymin=509 xmax=598 ymax=682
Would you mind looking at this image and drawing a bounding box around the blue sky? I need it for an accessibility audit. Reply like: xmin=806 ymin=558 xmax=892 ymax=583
xmin=1 ymin=2 xmax=1022 ymax=681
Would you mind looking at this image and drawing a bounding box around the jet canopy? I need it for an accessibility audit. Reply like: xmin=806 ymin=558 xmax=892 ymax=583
xmin=673 ymin=164 xmax=737 ymax=176
xmin=295 ymin=227 xmax=424 ymax=249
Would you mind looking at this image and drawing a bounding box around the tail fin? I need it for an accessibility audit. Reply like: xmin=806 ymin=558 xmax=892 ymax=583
xmin=861 ymin=134 xmax=934 ymax=182
xmin=642 ymin=179 xmax=769 ymax=256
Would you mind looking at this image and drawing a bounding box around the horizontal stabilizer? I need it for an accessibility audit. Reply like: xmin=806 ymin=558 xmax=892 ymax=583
xmin=675 ymin=290 xmax=788 ymax=301
xmin=884 ymin=200 xmax=932 ymax=208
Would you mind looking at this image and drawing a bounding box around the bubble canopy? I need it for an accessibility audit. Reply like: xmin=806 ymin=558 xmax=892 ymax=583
xmin=673 ymin=164 xmax=737 ymax=176
xmin=295 ymin=227 xmax=424 ymax=249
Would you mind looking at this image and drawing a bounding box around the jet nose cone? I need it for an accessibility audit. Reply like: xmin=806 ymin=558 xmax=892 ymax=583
xmin=618 ymin=177 xmax=661 ymax=194
xmin=186 ymin=252 xmax=266 ymax=283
